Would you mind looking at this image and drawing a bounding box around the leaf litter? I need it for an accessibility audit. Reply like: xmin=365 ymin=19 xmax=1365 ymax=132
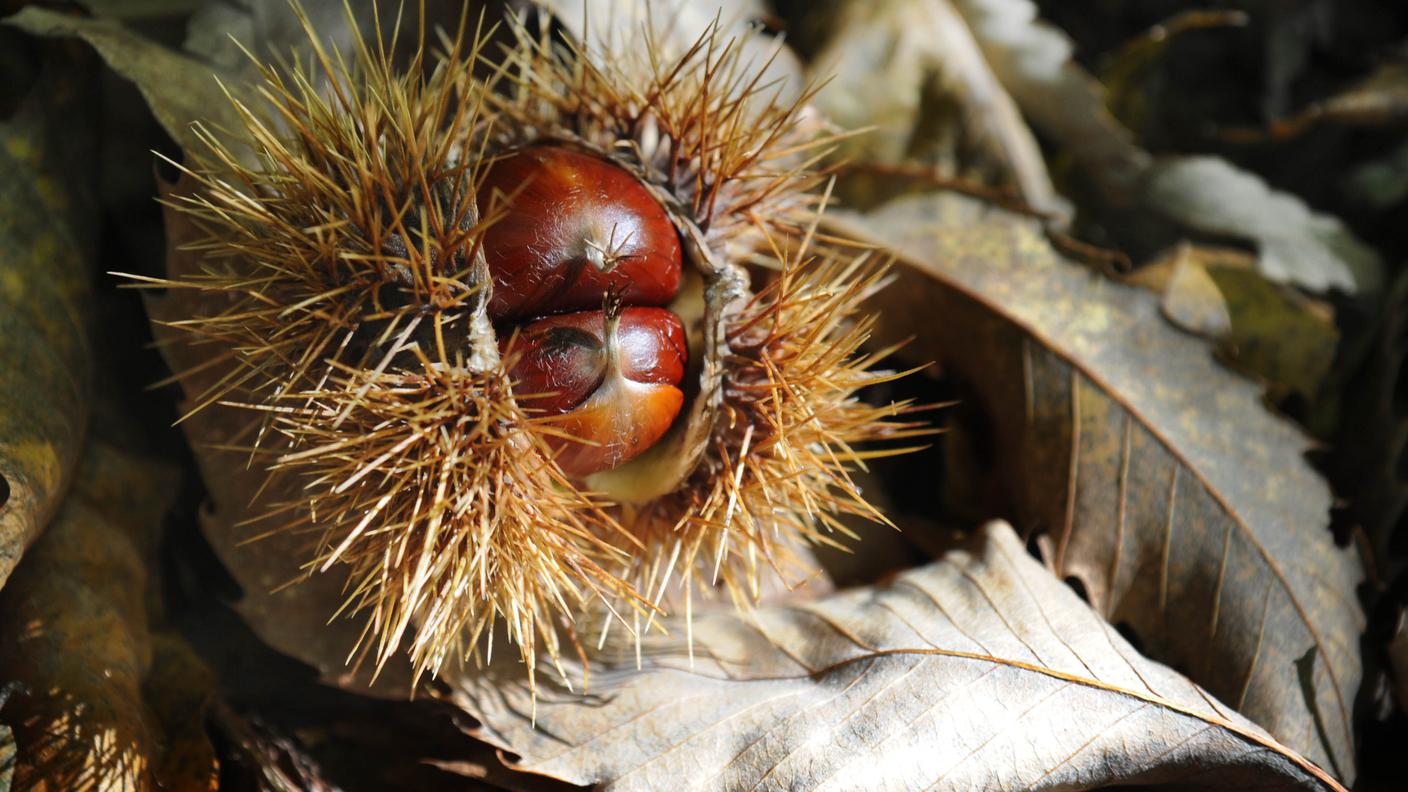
xmin=837 ymin=192 xmax=1363 ymax=778
xmin=2 ymin=0 xmax=1403 ymax=789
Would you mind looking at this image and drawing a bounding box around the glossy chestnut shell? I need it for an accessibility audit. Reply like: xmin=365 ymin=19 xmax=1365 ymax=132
xmin=502 ymin=307 xmax=687 ymax=416
xmin=477 ymin=145 xmax=683 ymax=321
xmin=502 ymin=306 xmax=687 ymax=477
xmin=483 ymin=145 xmax=691 ymax=477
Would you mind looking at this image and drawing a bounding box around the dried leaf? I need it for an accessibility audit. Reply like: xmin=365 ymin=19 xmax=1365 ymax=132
xmin=209 ymin=702 xmax=343 ymax=792
xmin=1389 ymin=612 xmax=1408 ymax=716
xmin=1128 ymin=244 xmax=1235 ymax=338
xmin=834 ymin=192 xmax=1363 ymax=780
xmin=75 ymin=0 xmax=201 ymax=20
xmin=144 ymin=634 xmax=221 ymax=791
xmin=536 ymin=0 xmax=776 ymax=61
xmin=1206 ymin=266 xmax=1340 ymax=402
xmin=6 ymin=7 xmax=240 ymax=159
xmin=0 ymin=438 xmax=217 ymax=791
xmin=948 ymin=0 xmax=1381 ymax=294
xmin=1141 ymin=156 xmax=1379 ymax=295
xmin=184 ymin=0 xmax=401 ymax=94
xmin=7 ymin=5 xmax=426 ymax=693
xmin=1 ymin=689 xmax=14 ymax=792
xmin=1334 ymin=270 xmax=1408 ymax=593
xmin=1100 ymin=10 xmax=1250 ymax=133
xmin=455 ymin=522 xmax=1342 ymax=791
xmin=1241 ymin=60 xmax=1408 ymax=140
xmin=949 ymin=0 xmax=1142 ymax=180
xmin=796 ymin=0 xmax=1061 ymax=214
xmin=1129 ymin=244 xmax=1340 ymax=401
xmin=0 ymin=31 xmax=96 ymax=591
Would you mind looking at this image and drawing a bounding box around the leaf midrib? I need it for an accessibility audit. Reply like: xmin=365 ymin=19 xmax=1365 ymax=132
xmin=639 ymin=642 xmax=1342 ymax=791
xmin=823 ymin=213 xmax=1353 ymax=753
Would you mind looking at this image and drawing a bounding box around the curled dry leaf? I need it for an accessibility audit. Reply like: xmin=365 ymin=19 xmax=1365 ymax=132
xmin=0 ymin=738 xmax=10 ymax=791
xmin=143 ymin=634 xmax=222 ymax=790
xmin=0 ymin=26 xmax=96 ymax=591
xmin=208 ymin=701 xmax=341 ymax=792
xmin=1 ymin=687 xmax=14 ymax=790
xmin=68 ymin=0 xmax=201 ymax=19
xmin=29 ymin=1 xmax=459 ymax=694
xmin=793 ymin=0 xmax=1061 ymax=215
xmin=948 ymin=0 xmax=1381 ymax=294
xmin=1228 ymin=60 xmax=1408 ymax=141
xmin=833 ymin=192 xmax=1363 ymax=780
xmin=1127 ymin=243 xmax=1236 ymax=338
xmin=184 ymin=0 xmax=472 ymax=106
xmin=455 ymin=522 xmax=1342 ymax=791
xmin=185 ymin=0 xmax=372 ymax=82
xmin=1390 ymin=613 xmax=1408 ymax=715
xmin=0 ymin=438 xmax=217 ymax=791
xmin=1128 ymin=244 xmax=1340 ymax=402
xmin=946 ymin=0 xmax=1142 ymax=183
xmin=6 ymin=7 xmax=241 ymax=159
xmin=537 ymin=0 xmax=788 ymax=79
xmin=1140 ymin=156 xmax=1380 ymax=295
xmin=1336 ymin=271 xmax=1408 ymax=587
xmin=8 ymin=3 xmax=417 ymax=695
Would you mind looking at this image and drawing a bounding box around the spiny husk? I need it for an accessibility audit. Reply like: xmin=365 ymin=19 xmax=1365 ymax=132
xmin=145 ymin=1 xmax=926 ymax=686
xmin=258 ymin=358 xmax=637 ymax=685
xmin=143 ymin=6 xmax=643 ymax=686
xmin=484 ymin=10 xmax=828 ymax=245
xmin=488 ymin=14 xmax=928 ymax=613
xmin=613 ymin=230 xmax=932 ymax=622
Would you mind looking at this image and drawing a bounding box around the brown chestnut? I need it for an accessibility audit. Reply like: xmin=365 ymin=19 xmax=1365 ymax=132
xmin=477 ymin=145 xmax=683 ymax=320
xmin=503 ymin=302 xmax=687 ymax=476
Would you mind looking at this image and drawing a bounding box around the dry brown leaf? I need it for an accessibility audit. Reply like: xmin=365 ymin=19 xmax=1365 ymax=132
xmin=1127 ymin=243 xmax=1237 ymax=338
xmin=949 ymin=0 xmax=1142 ymax=182
xmin=1205 ymin=268 xmax=1339 ymax=403
xmin=207 ymin=701 xmax=342 ymax=792
xmin=833 ymin=192 xmax=1363 ymax=781
xmin=1336 ymin=271 xmax=1408 ymax=591
xmin=6 ymin=7 xmax=241 ymax=159
xmin=536 ymin=0 xmax=788 ymax=77
xmin=1140 ymin=157 xmax=1380 ymax=293
xmin=1127 ymin=244 xmax=1340 ymax=402
xmin=4 ymin=2 xmax=419 ymax=696
xmin=1 ymin=693 xmax=14 ymax=791
xmin=1220 ymin=60 xmax=1408 ymax=141
xmin=948 ymin=0 xmax=1381 ymax=294
xmin=454 ymin=522 xmax=1342 ymax=791
xmin=185 ymin=0 xmax=371 ymax=82
xmin=794 ymin=0 xmax=1061 ymax=215
xmin=0 ymin=30 xmax=97 ymax=592
xmin=0 ymin=438 xmax=217 ymax=791
xmin=144 ymin=634 xmax=221 ymax=791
